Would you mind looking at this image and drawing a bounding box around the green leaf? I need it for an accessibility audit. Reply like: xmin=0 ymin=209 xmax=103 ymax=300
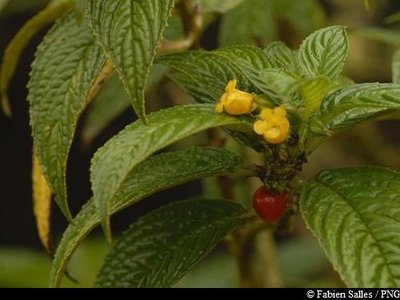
xmin=0 ymin=0 xmax=73 ymax=116
xmin=308 ymin=83 xmax=400 ymax=143
xmin=91 ymin=105 xmax=250 ymax=241
xmin=28 ymin=12 xmax=106 ymax=220
xmin=219 ymin=0 xmax=275 ymax=47
xmin=88 ymin=0 xmax=174 ymax=122
xmin=96 ymin=199 xmax=247 ymax=287
xmin=299 ymin=76 xmax=331 ymax=120
xmin=157 ymin=45 xmax=271 ymax=104
xmin=263 ymin=41 xmax=299 ymax=75
xmin=300 ymin=167 xmax=400 ymax=287
xmin=50 ymin=146 xmax=246 ymax=287
xmin=298 ymin=26 xmax=348 ymax=80
xmin=392 ymin=49 xmax=400 ymax=84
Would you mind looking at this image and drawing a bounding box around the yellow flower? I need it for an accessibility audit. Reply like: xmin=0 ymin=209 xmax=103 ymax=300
xmin=253 ymin=106 xmax=290 ymax=144
xmin=215 ymin=79 xmax=254 ymax=115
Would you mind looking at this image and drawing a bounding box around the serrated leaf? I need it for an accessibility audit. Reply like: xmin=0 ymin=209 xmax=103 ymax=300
xmin=96 ymin=199 xmax=247 ymax=287
xmin=308 ymin=83 xmax=400 ymax=142
xmin=90 ymin=105 xmax=251 ymax=241
xmin=50 ymin=147 xmax=246 ymax=287
xmin=298 ymin=26 xmax=348 ymax=79
xmin=392 ymin=49 xmax=400 ymax=84
xmin=32 ymin=153 xmax=52 ymax=253
xmin=263 ymin=41 xmax=299 ymax=74
xmin=300 ymin=167 xmax=400 ymax=287
xmin=299 ymin=76 xmax=331 ymax=120
xmin=219 ymin=0 xmax=275 ymax=47
xmin=88 ymin=0 xmax=174 ymax=122
xmin=0 ymin=0 xmax=73 ymax=116
xmin=157 ymin=45 xmax=271 ymax=104
xmin=28 ymin=12 xmax=106 ymax=220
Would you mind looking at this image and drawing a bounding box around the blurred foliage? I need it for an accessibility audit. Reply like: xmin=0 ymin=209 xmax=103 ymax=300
xmin=175 ymin=235 xmax=343 ymax=288
xmin=1 ymin=0 xmax=400 ymax=289
xmin=0 ymin=239 xmax=109 ymax=288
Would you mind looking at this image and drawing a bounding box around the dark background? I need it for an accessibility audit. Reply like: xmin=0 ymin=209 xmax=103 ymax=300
xmin=1 ymin=0 xmax=400 ymax=250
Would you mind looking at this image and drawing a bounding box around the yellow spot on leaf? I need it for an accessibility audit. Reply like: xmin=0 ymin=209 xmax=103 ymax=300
xmin=32 ymin=153 xmax=52 ymax=253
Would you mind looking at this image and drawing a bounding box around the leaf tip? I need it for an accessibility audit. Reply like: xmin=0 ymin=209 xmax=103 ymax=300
xmin=1 ymin=94 xmax=12 ymax=117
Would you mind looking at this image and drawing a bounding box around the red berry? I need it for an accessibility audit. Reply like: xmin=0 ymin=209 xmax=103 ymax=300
xmin=252 ymin=185 xmax=287 ymax=224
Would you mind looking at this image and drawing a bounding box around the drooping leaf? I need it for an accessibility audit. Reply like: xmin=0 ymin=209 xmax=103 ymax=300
xmin=50 ymin=147 xmax=247 ymax=287
xmin=298 ymin=26 xmax=348 ymax=80
xmin=308 ymin=83 xmax=400 ymax=145
xmin=96 ymin=199 xmax=247 ymax=287
xmin=32 ymin=153 xmax=52 ymax=253
xmin=90 ymin=105 xmax=251 ymax=241
xmin=0 ymin=0 xmax=73 ymax=116
xmin=299 ymin=76 xmax=331 ymax=120
xmin=219 ymin=0 xmax=275 ymax=47
xmin=157 ymin=45 xmax=271 ymax=104
xmin=88 ymin=0 xmax=175 ymax=122
xmin=263 ymin=41 xmax=299 ymax=75
xmin=300 ymin=167 xmax=400 ymax=287
xmin=392 ymin=49 xmax=400 ymax=84
xmin=28 ymin=12 xmax=106 ymax=220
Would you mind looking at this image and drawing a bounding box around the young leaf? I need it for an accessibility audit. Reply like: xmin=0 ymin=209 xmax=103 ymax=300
xmin=28 ymin=12 xmax=106 ymax=220
xmin=298 ymin=26 xmax=348 ymax=79
xmin=301 ymin=167 xmax=400 ymax=287
xmin=308 ymin=83 xmax=400 ymax=144
xmin=96 ymin=199 xmax=247 ymax=287
xmin=50 ymin=147 xmax=247 ymax=287
xmin=90 ymin=105 xmax=251 ymax=241
xmin=157 ymin=45 xmax=271 ymax=104
xmin=88 ymin=0 xmax=174 ymax=122
xmin=0 ymin=0 xmax=73 ymax=116
xmin=299 ymin=76 xmax=331 ymax=120
xmin=263 ymin=41 xmax=299 ymax=75
xmin=219 ymin=0 xmax=275 ymax=47
xmin=32 ymin=154 xmax=52 ymax=253
xmin=392 ymin=49 xmax=400 ymax=84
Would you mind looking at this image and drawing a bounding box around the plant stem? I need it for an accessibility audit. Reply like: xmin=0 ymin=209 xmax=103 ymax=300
xmin=227 ymin=223 xmax=283 ymax=288
xmin=254 ymin=230 xmax=283 ymax=287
